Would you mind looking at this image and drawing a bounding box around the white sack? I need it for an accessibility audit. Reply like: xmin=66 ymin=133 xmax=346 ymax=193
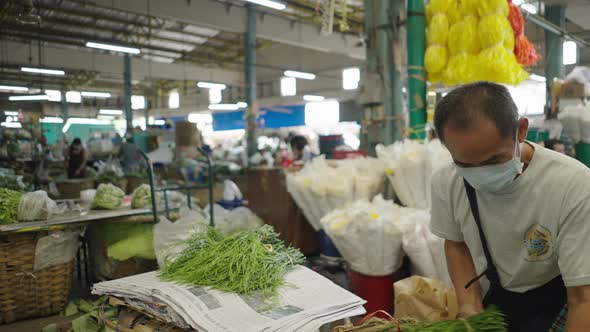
xmin=34 ymin=230 xmax=80 ymax=271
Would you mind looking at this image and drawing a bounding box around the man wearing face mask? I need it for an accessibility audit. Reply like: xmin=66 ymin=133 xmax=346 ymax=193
xmin=430 ymin=82 xmax=590 ymax=331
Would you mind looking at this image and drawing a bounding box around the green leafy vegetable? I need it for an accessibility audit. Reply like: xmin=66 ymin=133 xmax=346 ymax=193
xmin=92 ymin=184 xmax=125 ymax=210
xmin=0 ymin=175 xmax=22 ymax=191
xmin=0 ymin=188 xmax=22 ymax=224
xmin=101 ymin=223 xmax=156 ymax=261
xmin=131 ymin=184 xmax=152 ymax=209
xmin=160 ymin=225 xmax=305 ymax=295
xmin=368 ymin=308 xmax=507 ymax=332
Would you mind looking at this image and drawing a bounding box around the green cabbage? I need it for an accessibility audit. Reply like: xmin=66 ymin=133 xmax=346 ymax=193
xmin=92 ymin=184 xmax=124 ymax=210
xmin=131 ymin=184 xmax=152 ymax=209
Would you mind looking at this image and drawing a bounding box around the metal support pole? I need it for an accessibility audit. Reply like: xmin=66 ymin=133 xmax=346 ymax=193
xmin=60 ymin=90 xmax=68 ymax=121
xmin=407 ymin=0 xmax=426 ymax=139
xmin=124 ymin=54 xmax=133 ymax=134
xmin=376 ymin=0 xmax=403 ymax=144
xmin=245 ymin=4 xmax=257 ymax=160
xmin=544 ymin=5 xmax=565 ymax=115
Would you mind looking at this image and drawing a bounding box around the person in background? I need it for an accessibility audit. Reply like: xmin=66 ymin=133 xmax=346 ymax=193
xmin=431 ymin=82 xmax=590 ymax=331
xmin=66 ymin=138 xmax=88 ymax=178
xmin=290 ymin=135 xmax=313 ymax=162
xmin=544 ymin=138 xmax=566 ymax=154
xmin=119 ymin=134 xmax=146 ymax=173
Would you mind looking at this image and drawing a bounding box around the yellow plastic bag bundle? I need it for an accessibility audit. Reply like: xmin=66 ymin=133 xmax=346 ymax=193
xmin=443 ymin=53 xmax=479 ymax=85
xmin=448 ymin=16 xmax=480 ymax=56
xmin=429 ymin=0 xmax=452 ymax=14
xmin=478 ymin=45 xmax=528 ymax=84
xmin=428 ymin=71 xmax=442 ymax=84
xmin=427 ymin=13 xmax=449 ymax=46
xmin=446 ymin=0 xmax=462 ymax=25
xmin=477 ymin=0 xmax=509 ymax=17
xmin=425 ymin=45 xmax=448 ymax=74
xmin=478 ymin=13 xmax=513 ymax=50
xmin=426 ymin=4 xmax=433 ymax=26
xmin=460 ymin=0 xmax=479 ymax=17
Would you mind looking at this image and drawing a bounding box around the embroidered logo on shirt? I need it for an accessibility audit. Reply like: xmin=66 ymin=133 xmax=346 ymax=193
xmin=523 ymin=224 xmax=553 ymax=261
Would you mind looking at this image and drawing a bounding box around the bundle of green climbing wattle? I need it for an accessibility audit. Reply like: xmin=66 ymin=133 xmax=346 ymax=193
xmin=0 ymin=188 xmax=22 ymax=224
xmin=160 ymin=225 xmax=305 ymax=295
xmin=398 ymin=307 xmax=506 ymax=331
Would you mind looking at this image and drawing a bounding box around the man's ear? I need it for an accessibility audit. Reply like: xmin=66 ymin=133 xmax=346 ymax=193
xmin=517 ymin=117 xmax=529 ymax=142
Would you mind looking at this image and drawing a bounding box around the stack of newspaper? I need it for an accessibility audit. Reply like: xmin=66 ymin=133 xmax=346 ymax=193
xmin=93 ymin=265 xmax=366 ymax=332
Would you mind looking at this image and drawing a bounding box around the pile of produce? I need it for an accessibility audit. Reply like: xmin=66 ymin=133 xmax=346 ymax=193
xmin=161 ymin=225 xmax=305 ymax=295
xmin=102 ymin=222 xmax=156 ymax=261
xmin=95 ymin=159 xmax=125 ymax=185
xmin=0 ymin=188 xmax=22 ymax=224
xmin=92 ymin=183 xmax=125 ymax=210
xmin=335 ymin=308 xmax=506 ymax=332
xmin=376 ymin=139 xmax=451 ymax=210
xmin=426 ymin=0 xmax=532 ymax=86
xmin=17 ymin=191 xmax=58 ymax=221
xmin=0 ymin=175 xmax=23 ymax=191
xmin=286 ymin=156 xmax=385 ymax=230
xmin=131 ymin=184 xmax=152 ymax=209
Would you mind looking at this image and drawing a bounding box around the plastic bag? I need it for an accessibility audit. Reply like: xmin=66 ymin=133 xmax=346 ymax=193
xmin=131 ymin=184 xmax=152 ymax=209
xmin=429 ymin=0 xmax=452 ymax=14
xmin=427 ymin=13 xmax=449 ymax=46
xmin=558 ymin=104 xmax=584 ymax=143
xmin=153 ymin=208 xmax=208 ymax=267
xmin=208 ymin=204 xmax=263 ymax=235
xmin=446 ymin=0 xmax=461 ymax=25
xmin=394 ymin=276 xmax=458 ymax=322
xmin=425 ymin=46 xmax=448 ymax=75
xmin=448 ymin=16 xmax=480 ymax=56
xmin=34 ymin=230 xmax=81 ymax=271
xmin=478 ymin=44 xmax=528 ymax=85
xmin=460 ymin=0 xmax=479 ymax=17
xmin=92 ymin=183 xmax=125 ymax=210
xmin=222 ymin=179 xmax=243 ymax=201
xmin=478 ymin=13 xmax=514 ymax=50
xmin=515 ymin=35 xmax=541 ymax=67
xmin=80 ymin=189 xmax=96 ymax=206
xmin=477 ymin=0 xmax=508 ymax=17
xmin=18 ymin=190 xmax=60 ymax=221
xmin=444 ymin=53 xmax=479 ymax=86
xmin=321 ymin=195 xmax=405 ymax=276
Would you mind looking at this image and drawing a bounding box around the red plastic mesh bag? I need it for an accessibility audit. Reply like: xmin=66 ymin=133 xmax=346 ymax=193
xmin=508 ymin=2 xmax=524 ymax=36
xmin=515 ymin=34 xmax=541 ymax=67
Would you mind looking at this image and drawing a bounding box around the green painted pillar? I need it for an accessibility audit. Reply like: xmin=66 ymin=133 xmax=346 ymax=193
xmin=124 ymin=54 xmax=133 ymax=134
xmin=407 ymin=0 xmax=426 ymax=139
xmin=245 ymin=4 xmax=257 ymax=160
xmin=544 ymin=5 xmax=565 ymax=115
xmin=376 ymin=0 xmax=403 ymax=145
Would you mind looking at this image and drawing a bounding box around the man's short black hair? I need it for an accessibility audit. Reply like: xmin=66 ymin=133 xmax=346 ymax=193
xmin=434 ymin=81 xmax=519 ymax=143
xmin=72 ymin=138 xmax=82 ymax=145
xmin=290 ymin=135 xmax=308 ymax=151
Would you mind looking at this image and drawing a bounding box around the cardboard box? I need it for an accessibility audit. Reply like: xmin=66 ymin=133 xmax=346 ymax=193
xmin=560 ymin=81 xmax=585 ymax=98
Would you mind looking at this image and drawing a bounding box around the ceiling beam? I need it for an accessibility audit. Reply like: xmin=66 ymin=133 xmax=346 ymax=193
xmin=0 ymin=40 xmax=242 ymax=86
xmin=82 ymin=0 xmax=366 ymax=60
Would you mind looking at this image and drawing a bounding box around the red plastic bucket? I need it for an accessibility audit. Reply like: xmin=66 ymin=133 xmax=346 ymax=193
xmin=349 ymin=270 xmax=397 ymax=314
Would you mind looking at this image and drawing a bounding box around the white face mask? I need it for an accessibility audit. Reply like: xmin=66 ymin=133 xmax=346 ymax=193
xmin=456 ymin=137 xmax=524 ymax=193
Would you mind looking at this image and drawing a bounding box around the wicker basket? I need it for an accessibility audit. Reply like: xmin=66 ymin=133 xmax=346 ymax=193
xmin=55 ymin=178 xmax=96 ymax=199
xmin=0 ymin=232 xmax=75 ymax=324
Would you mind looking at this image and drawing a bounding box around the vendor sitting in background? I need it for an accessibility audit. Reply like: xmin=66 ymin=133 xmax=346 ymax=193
xmin=119 ymin=134 xmax=146 ymax=173
xmin=66 ymin=138 xmax=88 ymax=178
xmin=290 ymin=135 xmax=313 ymax=162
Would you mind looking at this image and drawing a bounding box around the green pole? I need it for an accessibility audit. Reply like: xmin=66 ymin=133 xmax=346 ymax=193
xmin=407 ymin=0 xmax=426 ymax=139
xmin=124 ymin=54 xmax=133 ymax=135
xmin=245 ymin=4 xmax=257 ymax=160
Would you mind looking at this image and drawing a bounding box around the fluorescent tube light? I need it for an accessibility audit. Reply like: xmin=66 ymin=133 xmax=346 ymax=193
xmin=154 ymin=119 xmax=165 ymax=125
xmin=85 ymin=41 xmax=141 ymax=54
xmin=284 ymin=70 xmax=316 ymax=80
xmin=209 ymin=104 xmax=240 ymax=111
xmin=303 ymin=95 xmax=325 ymax=102
xmin=244 ymin=0 xmax=286 ymax=10
xmin=188 ymin=113 xmax=213 ymax=123
xmin=131 ymin=95 xmax=146 ymax=109
xmin=40 ymin=117 xmax=64 ymax=124
xmin=197 ymin=81 xmax=227 ymax=90
xmin=97 ymin=115 xmax=115 ymax=121
xmin=99 ymin=109 xmax=123 ymax=115
xmin=21 ymin=67 xmax=65 ymax=76
xmin=81 ymin=91 xmax=111 ymax=98
xmin=4 ymin=111 xmax=18 ymax=116
xmin=1 ymin=122 xmax=22 ymax=128
xmin=0 ymin=85 xmax=28 ymax=92
xmin=66 ymin=91 xmax=81 ymax=103
xmin=9 ymin=94 xmax=49 ymax=101
xmin=237 ymin=102 xmax=248 ymax=108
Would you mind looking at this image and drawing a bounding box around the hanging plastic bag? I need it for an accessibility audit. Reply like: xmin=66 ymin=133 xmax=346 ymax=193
xmin=34 ymin=230 xmax=81 ymax=271
xmin=478 ymin=13 xmax=514 ymax=50
xmin=515 ymin=35 xmax=541 ymax=67
xmin=427 ymin=14 xmax=449 ymax=46
xmin=508 ymin=2 xmax=525 ymax=36
xmin=477 ymin=0 xmax=509 ymax=17
xmin=448 ymin=16 xmax=480 ymax=56
xmin=18 ymin=190 xmax=60 ymax=221
xmin=425 ymin=46 xmax=448 ymax=75
xmin=429 ymin=0 xmax=452 ymax=14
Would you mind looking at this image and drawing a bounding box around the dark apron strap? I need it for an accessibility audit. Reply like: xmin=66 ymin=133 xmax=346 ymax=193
xmin=463 ymin=180 xmax=502 ymax=288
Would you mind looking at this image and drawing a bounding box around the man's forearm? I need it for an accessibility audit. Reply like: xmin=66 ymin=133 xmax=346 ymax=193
xmin=445 ymin=240 xmax=483 ymax=315
xmin=566 ymin=286 xmax=590 ymax=331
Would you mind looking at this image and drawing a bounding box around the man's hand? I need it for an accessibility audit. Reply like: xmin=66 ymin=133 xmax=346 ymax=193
xmin=445 ymin=240 xmax=484 ymax=318
xmin=566 ymin=285 xmax=590 ymax=332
